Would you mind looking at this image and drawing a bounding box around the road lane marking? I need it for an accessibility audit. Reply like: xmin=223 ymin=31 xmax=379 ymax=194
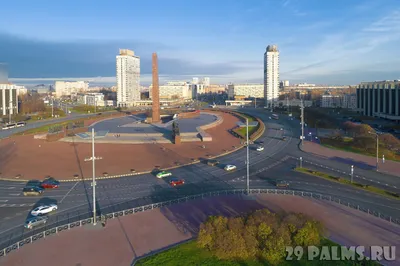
xmin=60 ymin=181 xmax=80 ymax=203
xmin=0 ymin=200 xmax=8 ymax=202
xmin=8 ymin=194 xmax=20 ymax=196
xmin=7 ymin=187 xmax=15 ymax=189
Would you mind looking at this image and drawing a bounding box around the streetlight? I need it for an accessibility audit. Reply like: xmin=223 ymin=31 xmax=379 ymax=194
xmin=350 ymin=165 xmax=354 ymax=183
xmin=8 ymin=100 xmax=12 ymax=124
xmin=84 ymin=128 xmax=102 ymax=225
xmin=368 ymin=131 xmax=379 ymax=171
xmin=246 ymin=118 xmax=250 ymax=195
xmin=300 ymin=157 xmax=303 ymax=168
xmin=51 ymin=96 xmax=54 ymax=117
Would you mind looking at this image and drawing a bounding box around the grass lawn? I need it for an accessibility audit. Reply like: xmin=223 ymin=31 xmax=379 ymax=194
xmin=235 ymin=126 xmax=257 ymax=138
xmin=136 ymin=239 xmax=378 ymax=266
xmin=295 ymin=167 xmax=399 ymax=200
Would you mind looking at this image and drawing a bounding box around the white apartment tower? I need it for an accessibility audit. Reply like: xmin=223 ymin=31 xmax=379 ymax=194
xmin=116 ymin=49 xmax=140 ymax=107
xmin=264 ymin=45 xmax=280 ymax=108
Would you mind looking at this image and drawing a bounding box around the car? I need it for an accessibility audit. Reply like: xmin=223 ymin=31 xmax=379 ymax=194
xmin=156 ymin=171 xmax=172 ymax=178
xmin=23 ymin=186 xmax=44 ymax=196
xmin=207 ymin=159 xmax=219 ymax=166
xmin=224 ymin=165 xmax=237 ymax=171
xmin=282 ymin=136 xmax=287 ymax=141
xmin=169 ymin=178 xmax=185 ymax=187
xmin=276 ymin=180 xmax=289 ymax=188
xmin=31 ymin=204 xmax=58 ymax=216
xmin=256 ymin=146 xmax=264 ymax=152
xmin=41 ymin=178 xmax=60 ymax=189
xmin=24 ymin=216 xmax=48 ymax=229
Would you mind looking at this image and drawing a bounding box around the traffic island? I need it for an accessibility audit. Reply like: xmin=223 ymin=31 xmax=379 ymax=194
xmin=294 ymin=167 xmax=400 ymax=200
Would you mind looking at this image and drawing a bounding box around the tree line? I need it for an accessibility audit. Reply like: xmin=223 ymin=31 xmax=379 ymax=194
xmin=197 ymin=209 xmax=325 ymax=265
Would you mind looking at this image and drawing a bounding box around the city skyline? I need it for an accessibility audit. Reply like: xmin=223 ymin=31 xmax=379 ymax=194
xmin=1 ymin=0 xmax=400 ymax=85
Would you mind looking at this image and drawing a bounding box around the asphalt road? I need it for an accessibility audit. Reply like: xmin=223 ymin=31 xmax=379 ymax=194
xmin=0 ymin=107 xmax=399 ymax=249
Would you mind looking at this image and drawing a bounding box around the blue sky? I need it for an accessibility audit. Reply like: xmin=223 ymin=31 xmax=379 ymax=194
xmin=1 ymin=0 xmax=400 ymax=86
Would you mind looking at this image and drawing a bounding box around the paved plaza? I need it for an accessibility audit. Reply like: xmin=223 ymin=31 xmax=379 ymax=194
xmin=0 ymin=112 xmax=241 ymax=180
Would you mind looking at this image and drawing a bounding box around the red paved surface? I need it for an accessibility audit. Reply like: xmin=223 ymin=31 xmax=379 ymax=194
xmin=0 ymin=112 xmax=241 ymax=180
xmin=1 ymin=195 xmax=398 ymax=266
xmin=303 ymin=141 xmax=400 ymax=177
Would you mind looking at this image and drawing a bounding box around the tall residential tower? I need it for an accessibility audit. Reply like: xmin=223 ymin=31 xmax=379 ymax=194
xmin=264 ymin=45 xmax=279 ymax=108
xmin=116 ymin=49 xmax=140 ymax=107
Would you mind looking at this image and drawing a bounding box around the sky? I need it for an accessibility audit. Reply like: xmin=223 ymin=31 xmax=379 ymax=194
xmin=1 ymin=0 xmax=400 ymax=86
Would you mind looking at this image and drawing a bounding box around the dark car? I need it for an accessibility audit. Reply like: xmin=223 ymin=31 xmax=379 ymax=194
xmin=207 ymin=159 xmax=219 ymax=166
xmin=23 ymin=186 xmax=44 ymax=196
xmin=41 ymin=178 xmax=60 ymax=189
xmin=169 ymin=178 xmax=185 ymax=187
xmin=276 ymin=180 xmax=289 ymax=188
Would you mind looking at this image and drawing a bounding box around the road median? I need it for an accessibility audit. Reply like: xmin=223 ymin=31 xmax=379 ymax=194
xmin=294 ymin=167 xmax=400 ymax=200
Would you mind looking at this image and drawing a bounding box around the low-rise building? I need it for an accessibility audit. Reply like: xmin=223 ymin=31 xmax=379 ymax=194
xmin=77 ymin=93 xmax=105 ymax=106
xmin=149 ymin=81 xmax=192 ymax=100
xmin=320 ymin=94 xmax=342 ymax=108
xmin=227 ymin=84 xmax=264 ymax=99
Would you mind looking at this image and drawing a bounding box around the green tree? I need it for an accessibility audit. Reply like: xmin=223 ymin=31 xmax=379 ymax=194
xmin=214 ymin=230 xmax=249 ymax=260
xmin=293 ymin=220 xmax=324 ymax=247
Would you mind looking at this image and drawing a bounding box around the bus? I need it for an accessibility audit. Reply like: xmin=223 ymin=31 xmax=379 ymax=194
xmin=272 ymin=114 xmax=279 ymax=120
xmin=16 ymin=122 xmax=26 ymax=127
xmin=2 ymin=123 xmax=17 ymax=130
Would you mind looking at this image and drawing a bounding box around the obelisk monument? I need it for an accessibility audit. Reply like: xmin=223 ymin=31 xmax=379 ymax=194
xmin=151 ymin=53 xmax=161 ymax=123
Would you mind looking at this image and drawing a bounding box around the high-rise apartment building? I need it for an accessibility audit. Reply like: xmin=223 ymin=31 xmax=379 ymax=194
xmin=116 ymin=49 xmax=140 ymax=107
xmin=54 ymin=81 xmax=89 ymax=98
xmin=264 ymin=45 xmax=280 ymax=108
xmin=203 ymin=77 xmax=210 ymax=86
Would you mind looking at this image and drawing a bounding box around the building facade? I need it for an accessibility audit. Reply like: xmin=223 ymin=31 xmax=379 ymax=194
xmin=227 ymin=84 xmax=264 ymax=99
xmin=342 ymin=94 xmax=357 ymax=109
xmin=0 ymin=84 xmax=21 ymax=116
xmin=77 ymin=93 xmax=105 ymax=106
xmin=54 ymin=81 xmax=89 ymax=98
xmin=264 ymin=45 xmax=280 ymax=108
xmin=149 ymin=81 xmax=192 ymax=100
xmin=116 ymin=49 xmax=140 ymax=107
xmin=357 ymin=80 xmax=400 ymax=122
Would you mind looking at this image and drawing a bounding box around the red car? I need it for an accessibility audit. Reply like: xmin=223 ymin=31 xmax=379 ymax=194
xmin=169 ymin=178 xmax=185 ymax=187
xmin=40 ymin=178 xmax=60 ymax=189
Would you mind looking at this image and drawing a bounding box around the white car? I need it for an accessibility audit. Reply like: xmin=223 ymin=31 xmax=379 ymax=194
xmin=224 ymin=165 xmax=237 ymax=171
xmin=256 ymin=146 xmax=264 ymax=152
xmin=31 ymin=204 xmax=58 ymax=216
xmin=156 ymin=171 xmax=172 ymax=178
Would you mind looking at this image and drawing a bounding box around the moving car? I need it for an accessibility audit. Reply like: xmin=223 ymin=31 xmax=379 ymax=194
xmin=31 ymin=204 xmax=58 ymax=216
xmin=156 ymin=171 xmax=172 ymax=179
xmin=207 ymin=159 xmax=219 ymax=166
xmin=41 ymin=178 xmax=60 ymax=189
xmin=256 ymin=146 xmax=264 ymax=152
xmin=276 ymin=180 xmax=289 ymax=188
xmin=24 ymin=216 xmax=48 ymax=230
xmin=224 ymin=165 xmax=237 ymax=171
xmin=169 ymin=178 xmax=185 ymax=187
xmin=282 ymin=136 xmax=287 ymax=141
xmin=23 ymin=186 xmax=44 ymax=196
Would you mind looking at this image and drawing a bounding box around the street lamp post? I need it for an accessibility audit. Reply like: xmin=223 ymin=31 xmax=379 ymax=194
xmin=84 ymin=128 xmax=102 ymax=225
xmin=350 ymin=165 xmax=354 ymax=183
xmin=9 ymin=100 xmax=12 ymax=123
xmin=300 ymin=157 xmax=303 ymax=168
xmin=246 ymin=118 xmax=250 ymax=195
xmin=51 ymin=97 xmax=54 ymax=117
xmin=369 ymin=131 xmax=379 ymax=171
xmin=300 ymin=100 xmax=305 ymax=146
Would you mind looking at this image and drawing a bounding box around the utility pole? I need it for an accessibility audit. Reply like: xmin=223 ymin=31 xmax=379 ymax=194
xmin=246 ymin=118 xmax=250 ymax=195
xmin=376 ymin=134 xmax=379 ymax=171
xmin=84 ymin=128 xmax=102 ymax=225
xmin=51 ymin=97 xmax=54 ymax=117
xmin=350 ymin=165 xmax=354 ymax=183
xmin=300 ymin=156 xmax=303 ymax=168
xmin=301 ymin=100 xmax=305 ymax=146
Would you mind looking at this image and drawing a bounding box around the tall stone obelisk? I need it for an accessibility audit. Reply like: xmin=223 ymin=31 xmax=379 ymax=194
xmin=151 ymin=53 xmax=161 ymax=123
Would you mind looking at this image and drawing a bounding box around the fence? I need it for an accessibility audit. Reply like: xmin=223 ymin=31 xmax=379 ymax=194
xmin=0 ymin=188 xmax=399 ymax=258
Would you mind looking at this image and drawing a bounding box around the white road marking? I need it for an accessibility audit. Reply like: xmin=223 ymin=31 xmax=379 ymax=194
xmin=59 ymin=181 xmax=80 ymax=203
xmin=8 ymin=187 xmax=15 ymax=189
xmin=8 ymin=194 xmax=20 ymax=196
xmin=0 ymin=200 xmax=8 ymax=202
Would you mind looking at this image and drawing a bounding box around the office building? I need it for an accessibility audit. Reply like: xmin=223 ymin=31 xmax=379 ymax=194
xmin=54 ymin=81 xmax=89 ymax=98
xmin=116 ymin=49 xmax=140 ymax=107
xmin=357 ymin=80 xmax=400 ymax=122
xmin=227 ymin=84 xmax=264 ymax=99
xmin=0 ymin=84 xmax=23 ymax=116
xmin=264 ymin=45 xmax=280 ymax=108
xmin=149 ymin=81 xmax=192 ymax=100
xmin=343 ymin=94 xmax=357 ymax=109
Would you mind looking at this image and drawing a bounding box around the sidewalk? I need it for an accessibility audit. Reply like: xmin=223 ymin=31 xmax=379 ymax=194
xmin=303 ymin=141 xmax=400 ymax=177
xmin=1 ymin=194 xmax=398 ymax=266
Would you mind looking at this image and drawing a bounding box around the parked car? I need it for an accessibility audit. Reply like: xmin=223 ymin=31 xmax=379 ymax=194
xmin=224 ymin=165 xmax=237 ymax=171
xmin=23 ymin=186 xmax=44 ymax=196
xmin=156 ymin=171 xmax=172 ymax=179
xmin=24 ymin=216 xmax=48 ymax=230
xmin=41 ymin=178 xmax=60 ymax=189
xmin=256 ymin=146 xmax=264 ymax=152
xmin=31 ymin=204 xmax=58 ymax=216
xmin=282 ymin=136 xmax=287 ymax=141
xmin=276 ymin=180 xmax=289 ymax=188
xmin=207 ymin=159 xmax=219 ymax=166
xmin=169 ymin=178 xmax=185 ymax=187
